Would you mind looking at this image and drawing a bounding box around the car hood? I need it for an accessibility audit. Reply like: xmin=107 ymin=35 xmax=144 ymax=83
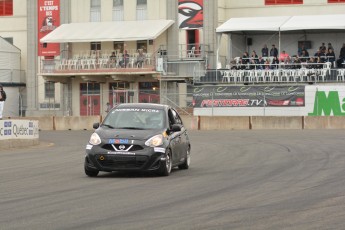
xmin=96 ymin=128 xmax=164 ymax=141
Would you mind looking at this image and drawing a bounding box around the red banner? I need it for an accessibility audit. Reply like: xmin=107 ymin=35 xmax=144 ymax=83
xmin=178 ymin=0 xmax=203 ymax=29
xmin=38 ymin=0 xmax=60 ymax=56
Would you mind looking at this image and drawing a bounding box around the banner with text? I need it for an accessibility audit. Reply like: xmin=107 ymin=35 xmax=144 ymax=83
xmin=0 ymin=120 xmax=39 ymax=140
xmin=38 ymin=0 xmax=60 ymax=56
xmin=193 ymin=85 xmax=305 ymax=108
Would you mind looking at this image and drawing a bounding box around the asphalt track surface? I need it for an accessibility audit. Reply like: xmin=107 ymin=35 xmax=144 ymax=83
xmin=1 ymin=130 xmax=345 ymax=230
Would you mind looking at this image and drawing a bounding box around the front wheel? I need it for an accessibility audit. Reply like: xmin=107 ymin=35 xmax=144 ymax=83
xmin=84 ymin=161 xmax=99 ymax=177
xmin=157 ymin=149 xmax=172 ymax=176
xmin=179 ymin=147 xmax=191 ymax=170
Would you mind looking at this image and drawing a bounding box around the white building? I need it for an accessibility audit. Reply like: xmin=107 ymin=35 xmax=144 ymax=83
xmin=1 ymin=0 xmax=345 ymax=116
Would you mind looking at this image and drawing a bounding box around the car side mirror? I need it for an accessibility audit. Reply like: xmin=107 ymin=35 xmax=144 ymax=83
xmin=171 ymin=124 xmax=181 ymax=132
xmin=93 ymin=122 xmax=100 ymax=129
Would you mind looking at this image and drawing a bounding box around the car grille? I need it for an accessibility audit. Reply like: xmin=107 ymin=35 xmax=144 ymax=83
xmin=101 ymin=144 xmax=144 ymax=152
xmin=96 ymin=154 xmax=148 ymax=169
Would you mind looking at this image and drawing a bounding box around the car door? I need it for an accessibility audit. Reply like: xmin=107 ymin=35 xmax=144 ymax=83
xmin=167 ymin=109 xmax=182 ymax=165
xmin=171 ymin=109 xmax=189 ymax=161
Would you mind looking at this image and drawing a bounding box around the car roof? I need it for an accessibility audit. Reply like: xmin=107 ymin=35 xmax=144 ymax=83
xmin=115 ymin=103 xmax=169 ymax=110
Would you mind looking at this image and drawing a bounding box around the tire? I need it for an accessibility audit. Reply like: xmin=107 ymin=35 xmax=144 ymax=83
xmin=84 ymin=161 xmax=99 ymax=177
xmin=178 ymin=147 xmax=191 ymax=170
xmin=157 ymin=149 xmax=172 ymax=176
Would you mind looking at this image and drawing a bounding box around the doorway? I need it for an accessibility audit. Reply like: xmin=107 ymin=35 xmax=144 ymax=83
xmin=187 ymin=29 xmax=199 ymax=56
xmin=80 ymin=82 xmax=101 ymax=116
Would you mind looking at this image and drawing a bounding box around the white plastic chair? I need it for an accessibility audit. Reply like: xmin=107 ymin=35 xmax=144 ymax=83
xmin=187 ymin=47 xmax=195 ymax=58
xmin=336 ymin=69 xmax=345 ymax=81
xmin=222 ymin=70 xmax=233 ymax=82
xmin=318 ymin=69 xmax=327 ymax=82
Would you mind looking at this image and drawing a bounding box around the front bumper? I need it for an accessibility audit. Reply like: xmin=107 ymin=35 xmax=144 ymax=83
xmin=85 ymin=144 xmax=166 ymax=172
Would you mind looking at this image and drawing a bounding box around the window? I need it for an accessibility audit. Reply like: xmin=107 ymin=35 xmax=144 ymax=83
xmin=90 ymin=0 xmax=101 ymax=22
xmin=0 ymin=0 xmax=13 ymax=16
xmin=45 ymin=82 xmax=55 ymax=99
xmin=136 ymin=0 xmax=147 ymax=20
xmin=328 ymin=0 xmax=345 ymax=2
xmin=91 ymin=42 xmax=101 ymax=51
xmin=113 ymin=41 xmax=124 ymax=53
xmin=137 ymin=40 xmax=147 ymax=52
xmin=80 ymin=83 xmax=100 ymax=95
xmin=112 ymin=0 xmax=123 ymax=21
xmin=265 ymin=0 xmax=303 ymax=5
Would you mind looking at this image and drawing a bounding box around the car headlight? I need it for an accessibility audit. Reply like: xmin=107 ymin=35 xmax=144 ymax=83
xmin=89 ymin=133 xmax=101 ymax=145
xmin=145 ymin=134 xmax=163 ymax=147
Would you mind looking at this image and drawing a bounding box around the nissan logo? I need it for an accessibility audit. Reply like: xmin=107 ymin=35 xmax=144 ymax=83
xmin=119 ymin=145 xmax=126 ymax=150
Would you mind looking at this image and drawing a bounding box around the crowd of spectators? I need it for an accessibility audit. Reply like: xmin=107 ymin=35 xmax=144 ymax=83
xmin=231 ymin=42 xmax=345 ymax=70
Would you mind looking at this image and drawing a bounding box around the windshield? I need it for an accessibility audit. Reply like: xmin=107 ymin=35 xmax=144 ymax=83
xmin=102 ymin=108 xmax=165 ymax=130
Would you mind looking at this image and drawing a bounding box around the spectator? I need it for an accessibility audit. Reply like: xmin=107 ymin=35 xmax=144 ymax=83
xmin=283 ymin=56 xmax=293 ymax=69
xmin=136 ymin=49 xmax=146 ymax=68
xmin=105 ymin=102 xmax=112 ymax=113
xmin=242 ymin=51 xmax=249 ymax=65
xmin=326 ymin=48 xmax=336 ymax=67
xmin=319 ymin=42 xmax=326 ymax=52
xmin=307 ymin=57 xmax=316 ymax=69
xmin=271 ymin=56 xmax=279 ymax=69
xmin=279 ymin=50 xmax=289 ymax=62
xmin=264 ymin=58 xmax=270 ymax=70
xmin=327 ymin=43 xmax=334 ymax=52
xmin=298 ymin=43 xmax=304 ymax=56
xmin=337 ymin=43 xmax=345 ymax=68
xmin=0 ymin=84 xmax=6 ymax=119
xmin=270 ymin=44 xmax=278 ymax=57
xmin=314 ymin=49 xmax=326 ymax=63
xmin=261 ymin=44 xmax=268 ymax=57
xmin=251 ymin=50 xmax=258 ymax=63
xmin=108 ymin=51 xmax=117 ymax=68
xmin=315 ymin=57 xmax=324 ymax=69
xmin=293 ymin=56 xmax=301 ymax=69
xmin=120 ymin=50 xmax=130 ymax=68
xmin=257 ymin=57 xmax=265 ymax=69
xmin=300 ymin=49 xmax=309 ymax=62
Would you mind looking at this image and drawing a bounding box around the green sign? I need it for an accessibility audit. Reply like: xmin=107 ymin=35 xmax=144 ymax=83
xmin=309 ymin=91 xmax=345 ymax=116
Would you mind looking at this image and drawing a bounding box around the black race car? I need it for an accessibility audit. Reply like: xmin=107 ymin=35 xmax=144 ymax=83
xmin=84 ymin=103 xmax=191 ymax=177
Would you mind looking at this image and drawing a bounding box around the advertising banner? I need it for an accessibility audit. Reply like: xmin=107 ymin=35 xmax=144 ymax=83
xmin=193 ymin=85 xmax=305 ymax=108
xmin=178 ymin=0 xmax=203 ymax=29
xmin=308 ymin=86 xmax=345 ymax=116
xmin=0 ymin=120 xmax=39 ymax=140
xmin=38 ymin=0 xmax=60 ymax=56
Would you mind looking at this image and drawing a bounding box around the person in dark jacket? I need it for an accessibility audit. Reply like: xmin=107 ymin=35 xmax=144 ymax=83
xmin=0 ymin=84 xmax=6 ymax=119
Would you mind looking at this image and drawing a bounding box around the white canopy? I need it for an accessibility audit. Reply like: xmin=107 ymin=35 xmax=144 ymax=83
xmin=280 ymin=14 xmax=345 ymax=31
xmin=40 ymin=20 xmax=175 ymax=43
xmin=216 ymin=16 xmax=291 ymax=33
xmin=216 ymin=14 xmax=345 ymax=33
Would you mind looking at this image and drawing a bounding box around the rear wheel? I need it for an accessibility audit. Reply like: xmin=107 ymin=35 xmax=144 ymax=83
xmin=158 ymin=149 xmax=172 ymax=176
xmin=179 ymin=147 xmax=191 ymax=170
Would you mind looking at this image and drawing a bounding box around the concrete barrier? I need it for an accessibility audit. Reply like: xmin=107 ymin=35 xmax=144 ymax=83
xmin=251 ymin=116 xmax=303 ymax=130
xmin=180 ymin=115 xmax=199 ymax=130
xmin=304 ymin=116 xmax=345 ymax=129
xmin=54 ymin=116 xmax=101 ymax=130
xmin=199 ymin=116 xmax=250 ymax=130
xmin=10 ymin=116 xmax=54 ymax=130
xmin=251 ymin=116 xmax=302 ymax=130
xmin=0 ymin=119 xmax=39 ymax=150
xmin=0 ymin=139 xmax=40 ymax=150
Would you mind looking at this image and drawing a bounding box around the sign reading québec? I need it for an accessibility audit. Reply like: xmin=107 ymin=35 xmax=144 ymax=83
xmin=0 ymin=120 xmax=39 ymax=140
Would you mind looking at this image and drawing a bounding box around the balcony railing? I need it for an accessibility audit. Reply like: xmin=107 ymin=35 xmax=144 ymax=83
xmin=40 ymin=53 xmax=155 ymax=74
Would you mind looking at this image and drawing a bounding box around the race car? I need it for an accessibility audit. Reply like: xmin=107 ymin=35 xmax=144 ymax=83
xmin=84 ymin=103 xmax=191 ymax=177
